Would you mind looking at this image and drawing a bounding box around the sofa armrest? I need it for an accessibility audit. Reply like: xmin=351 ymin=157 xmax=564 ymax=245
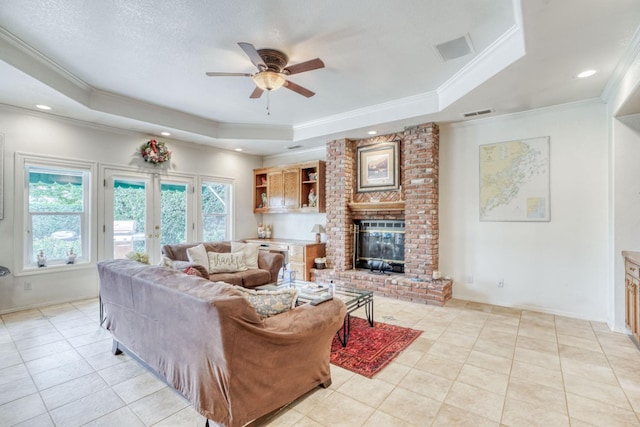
xmin=224 ymin=299 xmax=347 ymax=421
xmin=257 ymin=251 xmax=284 ymax=282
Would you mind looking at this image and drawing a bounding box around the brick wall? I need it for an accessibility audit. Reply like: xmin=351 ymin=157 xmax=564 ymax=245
xmin=315 ymin=122 xmax=452 ymax=306
xmin=325 ymin=139 xmax=354 ymax=270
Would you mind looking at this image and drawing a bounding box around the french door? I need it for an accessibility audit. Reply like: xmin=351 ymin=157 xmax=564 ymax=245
xmin=103 ymin=169 xmax=195 ymax=264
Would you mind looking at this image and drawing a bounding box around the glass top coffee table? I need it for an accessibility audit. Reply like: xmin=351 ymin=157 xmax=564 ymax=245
xmin=258 ymin=280 xmax=374 ymax=347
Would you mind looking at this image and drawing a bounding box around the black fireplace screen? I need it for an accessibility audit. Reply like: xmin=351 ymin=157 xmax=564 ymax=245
xmin=354 ymin=220 xmax=405 ymax=273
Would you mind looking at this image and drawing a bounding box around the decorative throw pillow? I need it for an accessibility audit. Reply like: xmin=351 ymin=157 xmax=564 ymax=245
xmin=158 ymin=256 xmax=176 ymax=269
xmin=234 ymin=286 xmax=299 ymax=318
xmin=186 ymin=244 xmax=208 ymax=270
xmin=189 ymin=264 xmax=209 ymax=279
xmin=183 ymin=266 xmax=201 ymax=277
xmin=231 ymin=242 xmax=260 ymax=270
xmin=207 ymin=252 xmax=248 ymax=273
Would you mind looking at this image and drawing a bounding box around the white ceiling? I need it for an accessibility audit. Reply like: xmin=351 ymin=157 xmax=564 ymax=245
xmin=0 ymin=0 xmax=639 ymax=155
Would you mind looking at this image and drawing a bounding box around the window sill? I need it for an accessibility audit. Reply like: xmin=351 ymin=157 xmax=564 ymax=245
xmin=12 ymin=262 xmax=95 ymax=277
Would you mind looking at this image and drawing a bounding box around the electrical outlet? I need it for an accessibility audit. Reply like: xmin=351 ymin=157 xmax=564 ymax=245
xmin=498 ymin=280 xmax=504 ymax=288
xmin=24 ymin=282 xmax=32 ymax=291
xmin=467 ymin=275 xmax=474 ymax=284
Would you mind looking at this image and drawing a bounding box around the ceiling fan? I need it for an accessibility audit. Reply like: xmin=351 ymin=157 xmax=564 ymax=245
xmin=206 ymin=42 xmax=324 ymax=98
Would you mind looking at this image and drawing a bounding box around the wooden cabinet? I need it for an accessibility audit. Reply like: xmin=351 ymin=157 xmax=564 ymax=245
xmin=254 ymin=169 xmax=268 ymax=212
xmin=288 ymin=242 xmax=325 ymax=281
xmin=253 ymin=161 xmax=325 ymax=213
xmin=623 ymin=251 xmax=640 ymax=343
xmin=245 ymin=239 xmax=326 ymax=281
xmin=266 ymin=168 xmax=301 ymax=210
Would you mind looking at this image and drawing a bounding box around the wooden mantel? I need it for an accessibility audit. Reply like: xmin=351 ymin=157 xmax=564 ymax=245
xmin=348 ymin=201 xmax=405 ymax=212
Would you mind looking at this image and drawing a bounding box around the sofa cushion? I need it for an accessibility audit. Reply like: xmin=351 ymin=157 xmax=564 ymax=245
xmin=208 ymin=269 xmax=270 ymax=287
xmin=231 ymin=242 xmax=260 ymax=269
xmin=208 ymin=252 xmax=247 ymax=273
xmin=234 ymin=286 xmax=299 ymax=318
xmin=186 ymin=243 xmax=209 ymax=270
xmin=239 ymin=269 xmax=271 ymax=288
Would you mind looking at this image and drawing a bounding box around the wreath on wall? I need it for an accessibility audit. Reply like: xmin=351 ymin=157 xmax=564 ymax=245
xmin=140 ymin=139 xmax=171 ymax=165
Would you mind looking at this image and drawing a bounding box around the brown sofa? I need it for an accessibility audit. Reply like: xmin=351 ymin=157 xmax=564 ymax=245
xmin=161 ymin=241 xmax=283 ymax=288
xmin=97 ymin=259 xmax=346 ymax=427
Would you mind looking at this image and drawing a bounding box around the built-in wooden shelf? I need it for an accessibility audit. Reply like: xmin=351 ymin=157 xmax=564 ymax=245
xmin=348 ymin=201 xmax=405 ymax=212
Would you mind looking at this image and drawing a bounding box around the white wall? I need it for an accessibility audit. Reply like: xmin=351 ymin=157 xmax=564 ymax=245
xmin=439 ymin=100 xmax=610 ymax=321
xmin=0 ymin=101 xmax=621 ymax=324
xmin=612 ymin=114 xmax=640 ymax=331
xmin=0 ymin=106 xmax=263 ymax=313
xmin=260 ymin=147 xmax=328 ymax=242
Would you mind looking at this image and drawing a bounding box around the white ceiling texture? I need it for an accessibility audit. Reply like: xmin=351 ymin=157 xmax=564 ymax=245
xmin=0 ymin=0 xmax=639 ymax=155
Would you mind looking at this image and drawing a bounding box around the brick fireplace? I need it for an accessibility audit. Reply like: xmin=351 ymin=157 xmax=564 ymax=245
xmin=313 ymin=122 xmax=452 ymax=306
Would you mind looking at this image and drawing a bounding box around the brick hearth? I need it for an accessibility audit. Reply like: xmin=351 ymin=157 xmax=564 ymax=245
xmin=313 ymin=122 xmax=452 ymax=306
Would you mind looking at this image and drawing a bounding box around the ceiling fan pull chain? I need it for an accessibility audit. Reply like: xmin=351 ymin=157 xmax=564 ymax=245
xmin=267 ymin=91 xmax=271 ymax=116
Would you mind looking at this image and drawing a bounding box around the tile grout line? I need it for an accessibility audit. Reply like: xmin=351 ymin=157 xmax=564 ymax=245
xmin=592 ymin=322 xmax=640 ymax=424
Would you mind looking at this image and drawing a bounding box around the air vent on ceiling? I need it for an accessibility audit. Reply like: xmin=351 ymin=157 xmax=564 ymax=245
xmin=434 ymin=34 xmax=475 ymax=62
xmin=463 ymin=108 xmax=493 ymax=118
xmin=287 ymin=144 xmax=302 ymax=150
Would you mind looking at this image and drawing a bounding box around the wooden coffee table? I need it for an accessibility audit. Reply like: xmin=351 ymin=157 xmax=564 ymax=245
xmin=258 ymin=280 xmax=374 ymax=347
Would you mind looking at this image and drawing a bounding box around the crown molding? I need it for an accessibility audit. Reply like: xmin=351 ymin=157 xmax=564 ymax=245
xmin=0 ymin=27 xmax=90 ymax=104
xmin=602 ymin=25 xmax=640 ymax=102
xmin=602 ymin=25 xmax=640 ymax=116
xmin=263 ymin=145 xmax=326 ymax=162
xmin=0 ymin=3 xmax=525 ymax=147
xmin=446 ymin=98 xmax=603 ymax=129
xmin=437 ymin=1 xmax=525 ymax=110
xmin=293 ymin=91 xmax=440 ymax=141
xmin=292 ymin=0 xmax=525 ymax=142
xmin=0 ymin=27 xmax=89 ymax=91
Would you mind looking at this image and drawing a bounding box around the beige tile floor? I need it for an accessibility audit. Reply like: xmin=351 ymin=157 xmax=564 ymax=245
xmin=1 ymin=297 xmax=640 ymax=426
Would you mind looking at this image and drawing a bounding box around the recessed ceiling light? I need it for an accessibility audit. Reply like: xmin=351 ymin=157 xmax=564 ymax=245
xmin=576 ymin=69 xmax=597 ymax=79
xmin=367 ymin=130 xmax=378 ymax=135
xmin=35 ymin=104 xmax=51 ymax=110
xmin=161 ymin=131 xmax=171 ymax=136
xmin=235 ymin=148 xmax=243 ymax=152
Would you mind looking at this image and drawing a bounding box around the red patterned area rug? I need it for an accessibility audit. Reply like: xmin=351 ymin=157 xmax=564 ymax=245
xmin=330 ymin=316 xmax=422 ymax=378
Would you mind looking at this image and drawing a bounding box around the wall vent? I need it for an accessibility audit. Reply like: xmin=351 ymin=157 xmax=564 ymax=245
xmin=434 ymin=34 xmax=475 ymax=62
xmin=463 ymin=108 xmax=493 ymax=118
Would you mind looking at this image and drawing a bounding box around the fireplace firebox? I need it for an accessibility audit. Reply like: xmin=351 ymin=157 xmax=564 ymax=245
xmin=353 ymin=220 xmax=405 ymax=273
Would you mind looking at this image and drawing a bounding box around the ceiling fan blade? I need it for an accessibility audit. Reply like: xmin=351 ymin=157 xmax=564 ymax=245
xmin=284 ymin=80 xmax=315 ymax=98
xmin=205 ymin=72 xmax=252 ymax=77
xmin=238 ymin=42 xmax=267 ymax=71
xmin=284 ymin=58 xmax=325 ymax=75
xmin=250 ymin=87 xmax=264 ymax=99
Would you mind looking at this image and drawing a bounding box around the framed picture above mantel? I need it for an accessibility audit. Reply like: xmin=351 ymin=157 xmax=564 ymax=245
xmin=356 ymin=141 xmax=400 ymax=193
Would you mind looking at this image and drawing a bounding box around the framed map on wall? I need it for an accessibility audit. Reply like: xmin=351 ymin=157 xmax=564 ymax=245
xmin=479 ymin=136 xmax=550 ymax=222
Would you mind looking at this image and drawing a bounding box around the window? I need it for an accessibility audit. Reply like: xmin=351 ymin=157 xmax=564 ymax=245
xmin=201 ymin=179 xmax=232 ymax=241
xmin=15 ymin=154 xmax=95 ymax=272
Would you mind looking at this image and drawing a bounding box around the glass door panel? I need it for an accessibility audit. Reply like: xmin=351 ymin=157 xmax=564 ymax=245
xmin=112 ymin=178 xmax=151 ymax=259
xmin=160 ymin=181 xmax=189 ymax=246
xmin=104 ymin=169 xmax=195 ymax=265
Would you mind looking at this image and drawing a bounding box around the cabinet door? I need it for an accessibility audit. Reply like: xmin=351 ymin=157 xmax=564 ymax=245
xmin=627 ymin=275 xmax=636 ymax=333
xmin=282 ymin=168 xmax=301 ymax=209
xmin=267 ymin=171 xmax=284 ymax=209
xmin=634 ymin=278 xmax=640 ymax=340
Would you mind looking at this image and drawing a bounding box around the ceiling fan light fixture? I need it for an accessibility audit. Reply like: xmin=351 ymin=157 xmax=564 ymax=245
xmin=252 ymin=71 xmax=286 ymax=91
